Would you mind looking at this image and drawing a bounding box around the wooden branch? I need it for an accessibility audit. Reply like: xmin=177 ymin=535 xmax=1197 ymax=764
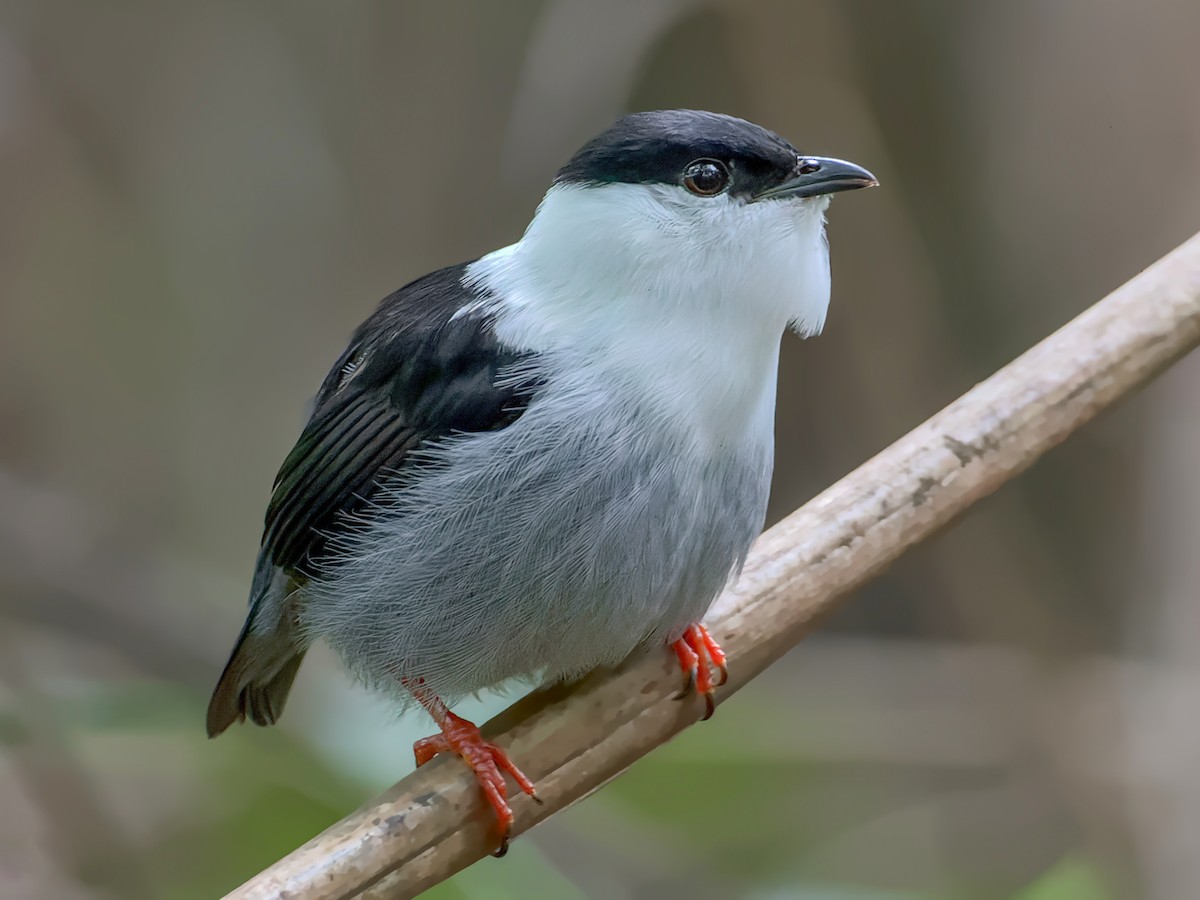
xmin=226 ymin=232 xmax=1200 ymax=900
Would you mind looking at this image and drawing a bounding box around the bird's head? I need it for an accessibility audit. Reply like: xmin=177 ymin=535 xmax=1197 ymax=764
xmin=473 ymin=110 xmax=876 ymax=349
xmin=556 ymin=109 xmax=875 ymax=208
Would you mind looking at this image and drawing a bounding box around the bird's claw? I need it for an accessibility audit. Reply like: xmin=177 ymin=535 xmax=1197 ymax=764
xmin=412 ymin=707 xmax=538 ymax=856
xmin=672 ymin=663 xmax=697 ymax=701
xmin=670 ymin=623 xmax=728 ymax=720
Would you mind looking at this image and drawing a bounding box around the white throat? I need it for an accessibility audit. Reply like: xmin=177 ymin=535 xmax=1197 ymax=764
xmin=466 ymin=182 xmax=833 ymax=446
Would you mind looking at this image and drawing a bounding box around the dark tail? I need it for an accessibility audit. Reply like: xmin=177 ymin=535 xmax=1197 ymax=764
xmin=206 ymin=620 xmax=306 ymax=737
xmin=207 ymin=566 xmax=307 ymax=737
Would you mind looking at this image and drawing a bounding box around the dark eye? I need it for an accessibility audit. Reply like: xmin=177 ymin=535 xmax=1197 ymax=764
xmin=797 ymin=158 xmax=821 ymax=175
xmin=682 ymin=159 xmax=730 ymax=196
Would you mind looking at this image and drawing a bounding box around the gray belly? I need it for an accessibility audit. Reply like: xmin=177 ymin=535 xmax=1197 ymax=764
xmin=301 ymin=397 xmax=772 ymax=703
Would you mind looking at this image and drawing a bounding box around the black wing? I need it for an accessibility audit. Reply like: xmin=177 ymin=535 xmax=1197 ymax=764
xmin=209 ymin=262 xmax=532 ymax=736
xmin=260 ymin=261 xmax=531 ymax=575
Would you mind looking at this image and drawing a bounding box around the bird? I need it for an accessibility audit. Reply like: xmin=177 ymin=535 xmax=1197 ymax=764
xmin=207 ymin=109 xmax=876 ymax=853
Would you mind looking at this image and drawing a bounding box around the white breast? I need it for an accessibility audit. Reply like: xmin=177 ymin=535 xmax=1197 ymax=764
xmin=467 ymin=181 xmax=831 ymax=453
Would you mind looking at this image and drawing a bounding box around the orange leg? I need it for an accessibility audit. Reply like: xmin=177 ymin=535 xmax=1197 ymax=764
xmin=669 ymin=623 xmax=729 ymax=721
xmin=408 ymin=682 xmax=540 ymax=856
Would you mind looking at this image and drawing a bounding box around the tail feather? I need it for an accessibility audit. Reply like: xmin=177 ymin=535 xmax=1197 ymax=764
xmin=207 ymin=622 xmax=306 ymax=737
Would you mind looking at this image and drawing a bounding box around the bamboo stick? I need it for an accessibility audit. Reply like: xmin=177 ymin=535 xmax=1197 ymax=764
xmin=225 ymin=231 xmax=1200 ymax=900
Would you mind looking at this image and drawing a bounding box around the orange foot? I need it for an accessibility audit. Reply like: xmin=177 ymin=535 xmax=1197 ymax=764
xmin=670 ymin=623 xmax=729 ymax=721
xmin=410 ymin=690 xmax=540 ymax=856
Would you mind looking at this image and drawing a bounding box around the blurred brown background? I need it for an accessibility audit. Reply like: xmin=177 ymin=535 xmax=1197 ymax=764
xmin=2 ymin=2 xmax=1199 ymax=898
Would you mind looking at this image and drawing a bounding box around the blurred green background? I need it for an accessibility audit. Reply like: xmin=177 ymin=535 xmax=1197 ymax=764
xmin=2 ymin=1 xmax=1199 ymax=898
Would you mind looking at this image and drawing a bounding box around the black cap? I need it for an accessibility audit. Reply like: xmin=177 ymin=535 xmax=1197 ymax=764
xmin=556 ymin=110 xmax=808 ymax=199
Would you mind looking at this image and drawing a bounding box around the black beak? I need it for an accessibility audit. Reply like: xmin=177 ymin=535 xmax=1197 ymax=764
xmin=753 ymin=156 xmax=878 ymax=201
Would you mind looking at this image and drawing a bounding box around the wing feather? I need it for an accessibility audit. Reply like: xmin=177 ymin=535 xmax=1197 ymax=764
xmin=209 ymin=260 xmax=535 ymax=734
xmin=256 ymin=261 xmax=532 ymax=576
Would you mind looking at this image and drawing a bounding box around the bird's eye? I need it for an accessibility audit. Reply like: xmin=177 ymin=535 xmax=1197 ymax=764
xmin=797 ymin=158 xmax=821 ymax=175
xmin=682 ymin=159 xmax=730 ymax=196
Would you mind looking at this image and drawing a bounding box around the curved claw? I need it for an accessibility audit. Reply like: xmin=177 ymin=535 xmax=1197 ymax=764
xmin=493 ymin=833 xmax=510 ymax=858
xmin=712 ymin=660 xmax=729 ymax=687
xmin=672 ymin=666 xmax=697 ymax=701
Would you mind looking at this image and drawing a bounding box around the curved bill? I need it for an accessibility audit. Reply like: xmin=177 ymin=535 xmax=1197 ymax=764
xmin=753 ymin=156 xmax=878 ymax=201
